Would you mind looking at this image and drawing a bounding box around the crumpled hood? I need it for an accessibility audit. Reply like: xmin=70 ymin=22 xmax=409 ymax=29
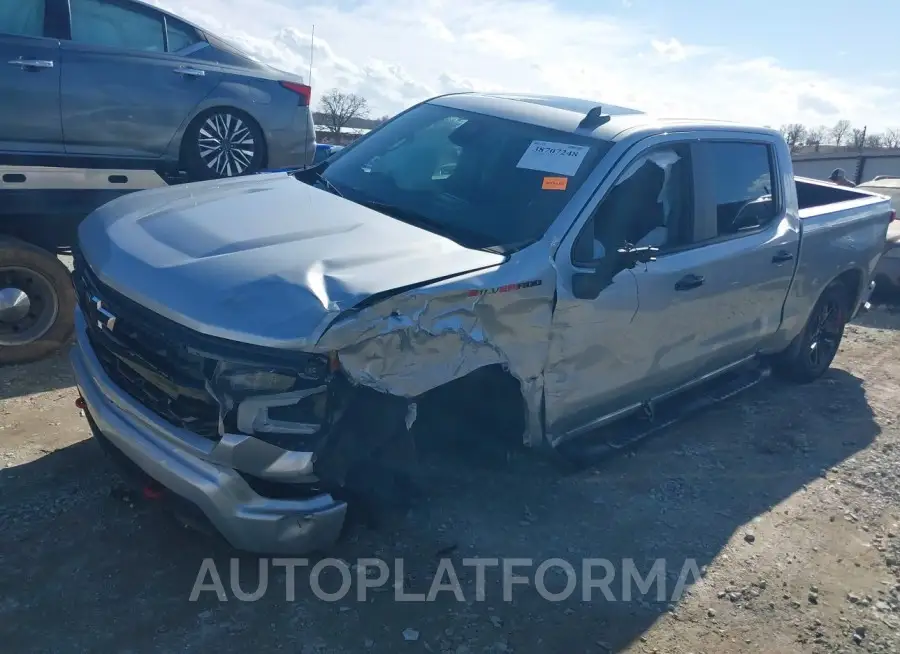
xmin=77 ymin=173 xmax=504 ymax=348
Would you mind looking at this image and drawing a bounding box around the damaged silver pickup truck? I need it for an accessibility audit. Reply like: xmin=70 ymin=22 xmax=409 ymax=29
xmin=70 ymin=92 xmax=894 ymax=554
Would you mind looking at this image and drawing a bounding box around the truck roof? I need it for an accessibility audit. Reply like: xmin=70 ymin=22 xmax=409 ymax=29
xmin=429 ymin=92 xmax=780 ymax=142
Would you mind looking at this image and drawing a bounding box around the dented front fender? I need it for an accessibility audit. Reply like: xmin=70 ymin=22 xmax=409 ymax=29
xmin=314 ymin=269 xmax=557 ymax=447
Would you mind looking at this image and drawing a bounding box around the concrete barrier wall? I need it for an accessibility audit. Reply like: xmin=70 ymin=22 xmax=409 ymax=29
xmin=792 ymin=154 xmax=900 ymax=183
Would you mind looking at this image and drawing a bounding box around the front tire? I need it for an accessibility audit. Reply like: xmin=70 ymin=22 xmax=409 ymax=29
xmin=0 ymin=239 xmax=75 ymax=366
xmin=182 ymin=108 xmax=265 ymax=181
xmin=772 ymin=282 xmax=849 ymax=383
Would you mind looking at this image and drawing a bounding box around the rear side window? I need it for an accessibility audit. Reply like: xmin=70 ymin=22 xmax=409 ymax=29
xmin=188 ymin=33 xmax=262 ymax=68
xmin=709 ymin=142 xmax=777 ymax=235
xmin=0 ymin=0 xmax=44 ymax=37
xmin=165 ymin=17 xmax=202 ymax=53
xmin=70 ymin=0 xmax=165 ymax=52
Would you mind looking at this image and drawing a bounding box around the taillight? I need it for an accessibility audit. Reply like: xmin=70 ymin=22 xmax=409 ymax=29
xmin=280 ymin=81 xmax=311 ymax=106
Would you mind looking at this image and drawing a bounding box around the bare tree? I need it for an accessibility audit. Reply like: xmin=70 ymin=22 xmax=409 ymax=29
xmin=850 ymin=127 xmax=867 ymax=149
xmin=782 ymin=123 xmax=807 ymax=152
xmin=831 ymin=119 xmax=851 ymax=147
xmin=805 ymin=125 xmax=827 ymax=151
xmin=884 ymin=128 xmax=900 ymax=149
xmin=319 ymin=88 xmax=370 ymax=136
xmin=865 ymin=133 xmax=885 ymax=148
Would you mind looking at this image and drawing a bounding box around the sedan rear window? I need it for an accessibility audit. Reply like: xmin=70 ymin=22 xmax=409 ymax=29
xmin=315 ymin=103 xmax=611 ymax=251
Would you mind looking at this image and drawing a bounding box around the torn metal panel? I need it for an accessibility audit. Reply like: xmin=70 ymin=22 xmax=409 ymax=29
xmin=316 ymin=272 xmax=556 ymax=447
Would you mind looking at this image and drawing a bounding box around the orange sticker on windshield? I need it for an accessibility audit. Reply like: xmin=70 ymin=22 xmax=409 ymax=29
xmin=542 ymin=176 xmax=568 ymax=191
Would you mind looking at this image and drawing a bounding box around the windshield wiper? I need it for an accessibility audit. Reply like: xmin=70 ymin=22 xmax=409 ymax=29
xmin=313 ymin=173 xmax=344 ymax=198
xmin=292 ymin=165 xmax=344 ymax=198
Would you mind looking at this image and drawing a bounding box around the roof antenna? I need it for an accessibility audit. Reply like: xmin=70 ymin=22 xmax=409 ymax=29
xmin=308 ymin=24 xmax=315 ymax=88
xmin=578 ymin=106 xmax=611 ymax=131
xmin=304 ymin=25 xmax=315 ymax=165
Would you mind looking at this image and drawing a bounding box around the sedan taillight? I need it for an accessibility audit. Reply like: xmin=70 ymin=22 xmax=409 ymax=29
xmin=280 ymin=81 xmax=311 ymax=106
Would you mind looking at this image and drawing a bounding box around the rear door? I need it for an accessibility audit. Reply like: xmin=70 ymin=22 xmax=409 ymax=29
xmin=0 ymin=0 xmax=63 ymax=153
xmin=59 ymin=0 xmax=220 ymax=158
xmin=680 ymin=138 xmax=800 ymax=367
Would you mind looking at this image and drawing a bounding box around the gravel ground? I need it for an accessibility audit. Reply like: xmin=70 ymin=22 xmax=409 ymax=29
xmin=2 ymin=303 xmax=900 ymax=653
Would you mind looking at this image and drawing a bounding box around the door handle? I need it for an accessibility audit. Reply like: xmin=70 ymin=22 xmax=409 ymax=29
xmin=8 ymin=59 xmax=54 ymax=69
xmin=674 ymin=274 xmax=705 ymax=291
xmin=772 ymin=250 xmax=794 ymax=264
xmin=174 ymin=66 xmax=205 ymax=77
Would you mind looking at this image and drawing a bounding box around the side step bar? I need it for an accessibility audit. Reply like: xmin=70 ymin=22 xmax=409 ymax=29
xmin=556 ymin=363 xmax=772 ymax=467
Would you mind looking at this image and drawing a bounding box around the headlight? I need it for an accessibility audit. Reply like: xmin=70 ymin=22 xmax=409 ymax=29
xmin=215 ymin=362 xmax=303 ymax=394
xmin=208 ymin=358 xmax=331 ymax=447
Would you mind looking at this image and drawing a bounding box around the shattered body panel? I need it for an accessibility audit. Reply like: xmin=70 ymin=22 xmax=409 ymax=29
xmin=316 ymin=266 xmax=557 ymax=447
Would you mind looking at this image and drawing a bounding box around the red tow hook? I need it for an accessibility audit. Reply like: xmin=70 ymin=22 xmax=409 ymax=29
xmin=75 ymin=396 xmax=86 ymax=410
xmin=143 ymin=484 xmax=165 ymax=500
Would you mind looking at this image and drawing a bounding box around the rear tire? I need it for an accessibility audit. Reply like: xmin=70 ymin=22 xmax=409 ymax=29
xmin=182 ymin=108 xmax=266 ymax=182
xmin=0 ymin=239 xmax=75 ymax=366
xmin=772 ymin=282 xmax=849 ymax=383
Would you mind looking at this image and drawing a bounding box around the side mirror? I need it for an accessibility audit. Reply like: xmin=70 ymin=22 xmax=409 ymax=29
xmin=571 ymin=245 xmax=658 ymax=300
xmin=615 ymin=244 xmax=659 ymax=269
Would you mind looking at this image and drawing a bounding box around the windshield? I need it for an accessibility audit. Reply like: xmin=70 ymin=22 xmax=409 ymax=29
xmin=310 ymin=103 xmax=612 ymax=251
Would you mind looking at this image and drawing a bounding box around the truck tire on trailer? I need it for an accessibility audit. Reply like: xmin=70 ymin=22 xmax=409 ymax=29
xmin=772 ymin=281 xmax=849 ymax=383
xmin=0 ymin=238 xmax=75 ymax=365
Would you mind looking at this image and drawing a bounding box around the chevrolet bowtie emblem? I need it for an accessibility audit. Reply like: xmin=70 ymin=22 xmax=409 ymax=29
xmin=91 ymin=295 xmax=117 ymax=332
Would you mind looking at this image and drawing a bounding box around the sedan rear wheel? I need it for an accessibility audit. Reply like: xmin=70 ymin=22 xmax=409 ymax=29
xmin=183 ymin=109 xmax=265 ymax=181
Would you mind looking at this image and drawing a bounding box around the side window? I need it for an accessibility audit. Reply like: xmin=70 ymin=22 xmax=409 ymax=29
xmin=166 ymin=17 xmax=202 ymax=53
xmin=0 ymin=1 xmax=45 ymax=37
xmin=575 ymin=144 xmax=693 ymax=262
xmin=709 ymin=142 xmax=777 ymax=236
xmin=69 ymin=0 xmax=165 ymax=52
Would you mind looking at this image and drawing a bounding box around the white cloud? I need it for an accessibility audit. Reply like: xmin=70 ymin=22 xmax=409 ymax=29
xmin=650 ymin=37 xmax=710 ymax=63
xmin=148 ymin=0 xmax=900 ymax=130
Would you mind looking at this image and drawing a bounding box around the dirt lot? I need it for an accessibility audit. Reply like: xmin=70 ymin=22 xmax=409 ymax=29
xmin=3 ymin=305 xmax=900 ymax=653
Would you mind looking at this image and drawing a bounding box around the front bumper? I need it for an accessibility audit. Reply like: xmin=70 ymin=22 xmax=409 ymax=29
xmin=70 ymin=308 xmax=346 ymax=555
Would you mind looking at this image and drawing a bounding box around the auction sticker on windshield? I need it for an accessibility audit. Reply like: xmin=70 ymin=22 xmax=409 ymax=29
xmin=541 ymin=176 xmax=568 ymax=191
xmin=517 ymin=141 xmax=590 ymax=176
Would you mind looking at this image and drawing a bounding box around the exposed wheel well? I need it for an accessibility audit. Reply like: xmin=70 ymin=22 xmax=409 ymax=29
xmin=831 ymin=268 xmax=864 ymax=313
xmin=179 ymin=106 xmax=268 ymax=170
xmin=415 ymin=364 xmax=527 ymax=450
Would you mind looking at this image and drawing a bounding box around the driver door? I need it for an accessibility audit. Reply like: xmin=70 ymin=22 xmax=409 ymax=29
xmin=545 ymin=138 xmax=707 ymax=441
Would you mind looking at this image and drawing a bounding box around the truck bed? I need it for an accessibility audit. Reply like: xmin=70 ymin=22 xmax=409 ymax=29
xmin=778 ymin=176 xmax=894 ymax=344
xmin=795 ymin=176 xmax=884 ymax=218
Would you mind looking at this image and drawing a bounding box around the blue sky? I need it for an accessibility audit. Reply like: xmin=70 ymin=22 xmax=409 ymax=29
xmin=156 ymin=0 xmax=899 ymax=132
